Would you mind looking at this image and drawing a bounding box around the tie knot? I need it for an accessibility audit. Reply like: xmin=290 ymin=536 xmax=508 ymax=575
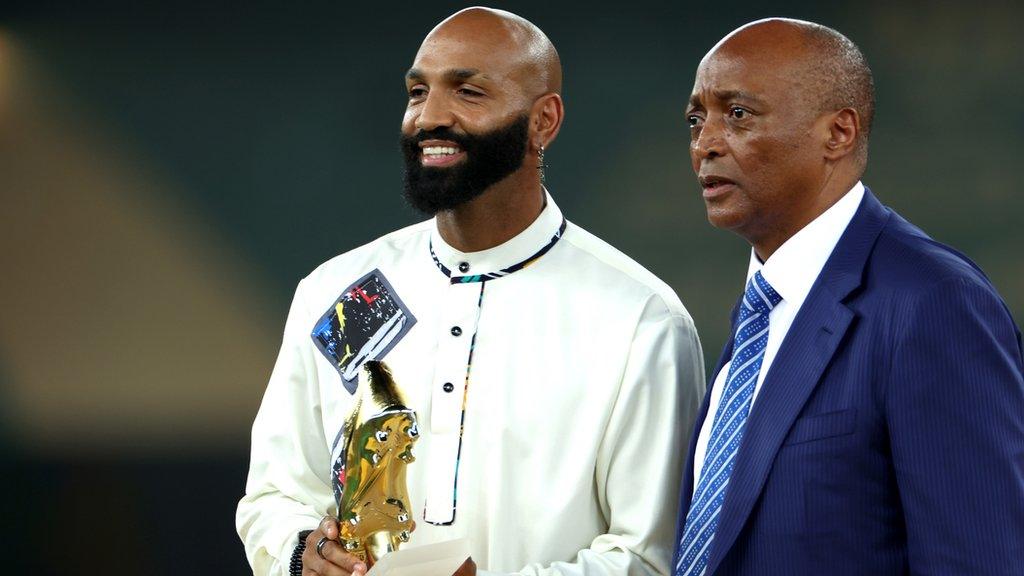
xmin=743 ymin=270 xmax=782 ymax=314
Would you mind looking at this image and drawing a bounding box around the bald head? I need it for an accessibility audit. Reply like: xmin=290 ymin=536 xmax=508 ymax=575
xmin=421 ymin=7 xmax=562 ymax=98
xmin=708 ymin=18 xmax=875 ymax=159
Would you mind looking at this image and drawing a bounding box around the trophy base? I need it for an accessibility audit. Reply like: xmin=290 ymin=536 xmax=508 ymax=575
xmin=365 ymin=538 xmax=470 ymax=576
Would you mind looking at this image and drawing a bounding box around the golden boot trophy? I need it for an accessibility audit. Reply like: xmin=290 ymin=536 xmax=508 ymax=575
xmin=336 ymin=360 xmax=420 ymax=566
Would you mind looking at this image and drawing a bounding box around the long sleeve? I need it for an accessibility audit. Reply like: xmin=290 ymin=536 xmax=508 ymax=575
xmin=484 ymin=295 xmax=705 ymax=576
xmin=887 ymin=276 xmax=1024 ymax=575
xmin=236 ymin=279 xmax=337 ymax=576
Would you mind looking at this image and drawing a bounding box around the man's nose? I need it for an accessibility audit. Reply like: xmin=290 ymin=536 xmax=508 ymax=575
xmin=692 ymin=118 xmax=726 ymax=160
xmin=415 ymin=92 xmax=455 ymax=132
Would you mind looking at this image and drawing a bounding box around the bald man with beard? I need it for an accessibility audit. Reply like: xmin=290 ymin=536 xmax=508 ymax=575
xmin=237 ymin=8 xmax=705 ymax=576
xmin=674 ymin=18 xmax=1024 ymax=576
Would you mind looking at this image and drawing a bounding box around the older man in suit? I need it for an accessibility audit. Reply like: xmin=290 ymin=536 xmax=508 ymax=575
xmin=674 ymin=18 xmax=1024 ymax=576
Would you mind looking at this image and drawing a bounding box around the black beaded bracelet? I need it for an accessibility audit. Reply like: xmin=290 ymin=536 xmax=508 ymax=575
xmin=289 ymin=530 xmax=314 ymax=576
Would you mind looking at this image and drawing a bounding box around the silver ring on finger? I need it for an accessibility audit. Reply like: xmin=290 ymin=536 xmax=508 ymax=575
xmin=316 ymin=536 xmax=331 ymax=559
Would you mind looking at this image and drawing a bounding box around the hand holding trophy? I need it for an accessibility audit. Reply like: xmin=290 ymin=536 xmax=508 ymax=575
xmin=336 ymin=360 xmax=420 ymax=564
xmin=305 ymin=360 xmax=420 ymax=576
xmin=309 ymin=360 xmax=472 ymax=575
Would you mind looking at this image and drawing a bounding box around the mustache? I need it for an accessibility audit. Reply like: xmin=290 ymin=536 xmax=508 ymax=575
xmin=409 ymin=127 xmax=470 ymax=146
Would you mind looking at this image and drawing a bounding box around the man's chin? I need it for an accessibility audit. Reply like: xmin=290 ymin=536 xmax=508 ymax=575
xmin=403 ymin=186 xmax=482 ymax=215
xmin=418 ymin=164 xmax=463 ymax=178
xmin=704 ymin=204 xmax=746 ymax=232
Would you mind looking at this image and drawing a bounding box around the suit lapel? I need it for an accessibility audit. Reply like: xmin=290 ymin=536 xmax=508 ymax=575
xmin=704 ymin=189 xmax=891 ymax=575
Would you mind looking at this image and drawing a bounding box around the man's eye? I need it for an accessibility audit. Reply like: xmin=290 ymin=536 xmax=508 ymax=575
xmin=729 ymin=107 xmax=748 ymax=119
xmin=687 ymin=115 xmax=704 ymax=128
xmin=457 ymin=88 xmax=483 ymax=97
xmin=408 ymin=87 xmax=426 ymax=98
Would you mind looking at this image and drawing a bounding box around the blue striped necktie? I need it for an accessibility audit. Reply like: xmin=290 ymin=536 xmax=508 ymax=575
xmin=675 ymin=270 xmax=782 ymax=576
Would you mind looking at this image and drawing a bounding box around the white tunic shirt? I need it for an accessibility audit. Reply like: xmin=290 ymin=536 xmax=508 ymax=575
xmin=692 ymin=182 xmax=864 ymax=487
xmin=238 ymin=192 xmax=706 ymax=575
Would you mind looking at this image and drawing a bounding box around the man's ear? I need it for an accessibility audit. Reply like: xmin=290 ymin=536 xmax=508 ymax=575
xmin=824 ymin=107 xmax=859 ymax=161
xmin=529 ymin=93 xmax=564 ymax=152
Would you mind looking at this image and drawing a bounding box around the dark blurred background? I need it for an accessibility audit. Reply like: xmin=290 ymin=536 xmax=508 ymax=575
xmin=1 ymin=0 xmax=1020 ymax=574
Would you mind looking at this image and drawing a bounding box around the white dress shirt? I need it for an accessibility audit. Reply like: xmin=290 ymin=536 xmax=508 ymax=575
xmin=237 ymin=191 xmax=706 ymax=575
xmin=692 ymin=182 xmax=865 ymax=488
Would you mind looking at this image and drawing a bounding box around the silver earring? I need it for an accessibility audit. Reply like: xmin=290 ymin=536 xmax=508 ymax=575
xmin=538 ymin=144 xmax=546 ymax=184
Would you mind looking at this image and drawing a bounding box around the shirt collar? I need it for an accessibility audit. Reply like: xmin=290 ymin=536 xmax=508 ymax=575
xmin=747 ymin=181 xmax=865 ymax=305
xmin=430 ymin=189 xmax=567 ymax=284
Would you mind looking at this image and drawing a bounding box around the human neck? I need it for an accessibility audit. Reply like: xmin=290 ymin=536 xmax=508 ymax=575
xmin=750 ymin=172 xmax=859 ymax=261
xmin=435 ymin=170 xmax=545 ymax=253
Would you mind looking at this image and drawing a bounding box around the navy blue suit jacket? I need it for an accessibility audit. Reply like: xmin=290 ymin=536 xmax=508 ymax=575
xmin=676 ymin=189 xmax=1024 ymax=575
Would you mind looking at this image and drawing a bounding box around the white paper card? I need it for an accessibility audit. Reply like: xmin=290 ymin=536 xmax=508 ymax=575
xmin=365 ymin=538 xmax=470 ymax=576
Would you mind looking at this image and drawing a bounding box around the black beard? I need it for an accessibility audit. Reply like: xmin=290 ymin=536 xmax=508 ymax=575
xmin=401 ymin=115 xmax=530 ymax=215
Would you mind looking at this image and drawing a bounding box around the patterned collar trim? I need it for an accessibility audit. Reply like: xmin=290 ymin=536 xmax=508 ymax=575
xmin=428 ymin=190 xmax=567 ymax=284
xmin=430 ymin=218 xmax=566 ymax=284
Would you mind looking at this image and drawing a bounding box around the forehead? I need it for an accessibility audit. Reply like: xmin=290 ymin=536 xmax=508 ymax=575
xmin=692 ymin=48 xmax=802 ymax=103
xmin=410 ymin=33 xmax=520 ymax=81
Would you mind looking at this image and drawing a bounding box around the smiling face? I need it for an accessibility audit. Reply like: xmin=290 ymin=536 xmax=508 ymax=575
xmin=686 ymin=23 xmax=837 ymax=255
xmin=400 ymin=12 xmax=543 ymax=214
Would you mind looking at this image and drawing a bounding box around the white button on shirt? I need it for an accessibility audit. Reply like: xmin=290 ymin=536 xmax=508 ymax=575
xmin=237 ymin=191 xmax=706 ymax=576
xmin=692 ymin=182 xmax=865 ymax=488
